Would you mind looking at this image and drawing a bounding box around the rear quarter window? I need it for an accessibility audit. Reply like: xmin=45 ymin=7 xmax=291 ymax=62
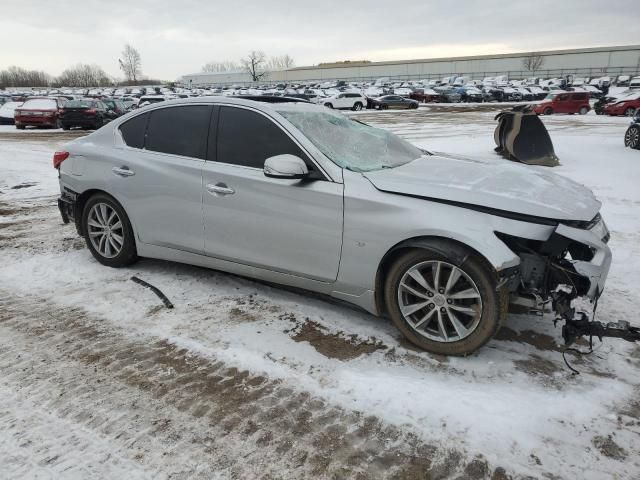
xmin=119 ymin=113 xmax=149 ymax=149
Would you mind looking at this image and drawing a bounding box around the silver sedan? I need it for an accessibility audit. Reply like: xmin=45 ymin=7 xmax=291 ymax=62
xmin=55 ymin=97 xmax=611 ymax=355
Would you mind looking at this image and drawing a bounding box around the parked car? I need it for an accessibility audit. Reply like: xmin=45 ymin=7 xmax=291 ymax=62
xmin=14 ymin=97 xmax=67 ymax=129
xmin=533 ymin=92 xmax=590 ymax=115
xmin=0 ymin=101 xmax=23 ymax=125
xmin=371 ymin=95 xmax=419 ymax=109
xmin=409 ymin=88 xmax=442 ymax=103
xmin=321 ymin=93 xmax=366 ymax=111
xmin=100 ymin=98 xmax=128 ymax=117
xmin=602 ymin=93 xmax=640 ymax=116
xmin=459 ymin=86 xmax=483 ymax=103
xmin=137 ymin=95 xmax=167 ymax=108
xmin=54 ymin=97 xmax=611 ymax=356
xmin=58 ymin=99 xmax=112 ymax=130
xmin=433 ymin=86 xmax=462 ymax=103
xmin=624 ymin=113 xmax=640 ymax=149
xmin=629 ymin=77 xmax=640 ymax=90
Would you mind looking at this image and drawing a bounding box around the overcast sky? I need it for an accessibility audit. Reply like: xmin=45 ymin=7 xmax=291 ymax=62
xmin=3 ymin=1 xmax=639 ymax=80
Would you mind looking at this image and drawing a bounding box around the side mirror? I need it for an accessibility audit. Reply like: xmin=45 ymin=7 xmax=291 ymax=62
xmin=264 ymin=154 xmax=308 ymax=180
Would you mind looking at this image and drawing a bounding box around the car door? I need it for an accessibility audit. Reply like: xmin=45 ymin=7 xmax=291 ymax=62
xmin=201 ymin=105 xmax=343 ymax=282
xmin=109 ymin=105 xmax=211 ymax=254
xmin=555 ymin=94 xmax=570 ymax=113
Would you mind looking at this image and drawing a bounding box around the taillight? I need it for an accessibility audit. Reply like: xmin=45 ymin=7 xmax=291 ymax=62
xmin=53 ymin=151 xmax=69 ymax=169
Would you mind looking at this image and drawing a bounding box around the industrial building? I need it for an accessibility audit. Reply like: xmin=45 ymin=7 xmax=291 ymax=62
xmin=180 ymin=44 xmax=640 ymax=86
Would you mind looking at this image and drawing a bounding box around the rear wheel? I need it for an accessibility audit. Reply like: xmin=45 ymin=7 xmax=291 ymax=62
xmin=352 ymin=102 xmax=363 ymax=111
xmin=579 ymin=106 xmax=589 ymax=115
xmin=543 ymin=107 xmax=553 ymax=115
xmin=625 ymin=107 xmax=637 ymax=117
xmin=384 ymin=248 xmax=506 ymax=356
xmin=625 ymin=125 xmax=640 ymax=149
xmin=82 ymin=193 xmax=138 ymax=267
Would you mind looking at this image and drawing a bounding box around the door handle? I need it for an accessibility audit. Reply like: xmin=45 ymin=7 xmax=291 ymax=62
xmin=112 ymin=166 xmax=135 ymax=177
xmin=206 ymin=183 xmax=235 ymax=196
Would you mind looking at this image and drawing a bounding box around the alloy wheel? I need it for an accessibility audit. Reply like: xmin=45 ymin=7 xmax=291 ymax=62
xmin=626 ymin=127 xmax=640 ymax=148
xmin=397 ymin=260 xmax=483 ymax=343
xmin=87 ymin=202 xmax=124 ymax=258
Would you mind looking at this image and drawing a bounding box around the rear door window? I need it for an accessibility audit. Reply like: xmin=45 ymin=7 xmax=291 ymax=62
xmin=214 ymin=106 xmax=308 ymax=169
xmin=145 ymin=105 xmax=211 ymax=159
xmin=119 ymin=113 xmax=149 ymax=149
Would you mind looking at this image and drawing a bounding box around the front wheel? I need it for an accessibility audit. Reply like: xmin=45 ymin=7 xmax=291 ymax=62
xmin=82 ymin=194 xmax=138 ymax=267
xmin=625 ymin=125 xmax=640 ymax=149
xmin=352 ymin=102 xmax=363 ymax=111
xmin=384 ymin=248 xmax=507 ymax=356
xmin=543 ymin=107 xmax=553 ymax=115
xmin=324 ymin=103 xmax=333 ymax=109
xmin=625 ymin=107 xmax=637 ymax=117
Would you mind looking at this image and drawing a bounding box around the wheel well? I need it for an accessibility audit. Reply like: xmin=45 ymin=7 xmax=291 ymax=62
xmin=374 ymin=236 xmax=498 ymax=316
xmin=74 ymin=189 xmax=114 ymax=234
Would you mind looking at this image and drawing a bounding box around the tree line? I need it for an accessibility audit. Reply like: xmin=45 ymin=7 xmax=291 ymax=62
xmin=202 ymin=52 xmax=295 ymax=81
xmin=0 ymin=44 xmax=155 ymax=88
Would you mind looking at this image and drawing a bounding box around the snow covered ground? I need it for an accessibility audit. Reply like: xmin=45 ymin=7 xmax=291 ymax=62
xmin=0 ymin=110 xmax=639 ymax=479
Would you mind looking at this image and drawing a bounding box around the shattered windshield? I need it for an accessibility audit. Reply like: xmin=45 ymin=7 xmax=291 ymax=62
xmin=278 ymin=110 xmax=424 ymax=172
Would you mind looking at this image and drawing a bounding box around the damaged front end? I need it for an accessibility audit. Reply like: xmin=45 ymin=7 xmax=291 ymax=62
xmin=498 ymin=214 xmax=639 ymax=346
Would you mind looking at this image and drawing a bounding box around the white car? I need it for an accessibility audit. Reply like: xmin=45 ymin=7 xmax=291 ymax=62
xmin=0 ymin=101 xmax=23 ymax=125
xmin=321 ymin=93 xmax=366 ymax=111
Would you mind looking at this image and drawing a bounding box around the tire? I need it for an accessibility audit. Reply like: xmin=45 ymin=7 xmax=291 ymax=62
xmin=579 ymin=106 xmax=589 ymax=115
xmin=625 ymin=125 xmax=640 ymax=149
xmin=82 ymin=193 xmax=138 ymax=268
xmin=543 ymin=107 xmax=553 ymax=115
xmin=325 ymin=103 xmax=333 ymax=109
xmin=625 ymin=107 xmax=637 ymax=117
xmin=16 ymin=124 xmax=25 ymax=130
xmin=382 ymin=104 xmax=389 ymax=110
xmin=352 ymin=102 xmax=363 ymax=111
xmin=384 ymin=248 xmax=507 ymax=356
xmin=62 ymin=124 xmax=70 ymax=131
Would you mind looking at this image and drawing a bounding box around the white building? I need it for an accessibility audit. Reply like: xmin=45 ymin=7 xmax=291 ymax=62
xmin=180 ymin=45 xmax=640 ymax=86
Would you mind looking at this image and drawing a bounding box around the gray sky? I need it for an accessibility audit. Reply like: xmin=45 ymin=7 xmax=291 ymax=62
xmin=3 ymin=0 xmax=639 ymax=80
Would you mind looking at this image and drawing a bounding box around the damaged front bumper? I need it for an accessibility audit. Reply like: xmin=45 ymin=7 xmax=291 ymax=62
xmin=553 ymin=218 xmax=611 ymax=300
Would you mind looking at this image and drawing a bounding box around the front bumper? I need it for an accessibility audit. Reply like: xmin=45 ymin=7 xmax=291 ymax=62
xmin=555 ymin=219 xmax=612 ymax=299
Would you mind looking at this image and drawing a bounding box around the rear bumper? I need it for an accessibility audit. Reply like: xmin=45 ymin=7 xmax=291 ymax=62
xmin=58 ymin=189 xmax=80 ymax=233
xmin=15 ymin=115 xmax=57 ymax=126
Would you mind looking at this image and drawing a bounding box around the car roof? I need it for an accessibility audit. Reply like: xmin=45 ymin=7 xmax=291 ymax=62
xmin=135 ymin=95 xmax=321 ymax=113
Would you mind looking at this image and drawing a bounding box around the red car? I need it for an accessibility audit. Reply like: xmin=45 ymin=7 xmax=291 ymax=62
xmin=603 ymin=95 xmax=640 ymax=116
xmin=14 ymin=97 xmax=67 ymax=129
xmin=532 ymin=91 xmax=590 ymax=115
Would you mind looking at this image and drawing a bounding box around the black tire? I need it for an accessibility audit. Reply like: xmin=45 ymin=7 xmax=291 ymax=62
xmin=61 ymin=124 xmax=70 ymax=131
xmin=625 ymin=107 xmax=637 ymax=117
xmin=16 ymin=124 xmax=25 ymax=130
xmin=625 ymin=125 xmax=640 ymax=149
xmin=352 ymin=102 xmax=363 ymax=111
xmin=579 ymin=106 xmax=589 ymax=115
xmin=543 ymin=107 xmax=553 ymax=115
xmin=82 ymin=193 xmax=138 ymax=268
xmin=384 ymin=248 xmax=507 ymax=356
xmin=382 ymin=104 xmax=389 ymax=110
xmin=325 ymin=103 xmax=333 ymax=109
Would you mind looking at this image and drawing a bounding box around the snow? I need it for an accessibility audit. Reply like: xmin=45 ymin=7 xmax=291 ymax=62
xmin=1 ymin=109 xmax=639 ymax=479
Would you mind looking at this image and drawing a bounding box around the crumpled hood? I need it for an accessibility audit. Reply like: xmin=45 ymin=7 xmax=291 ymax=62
xmin=363 ymin=153 xmax=601 ymax=221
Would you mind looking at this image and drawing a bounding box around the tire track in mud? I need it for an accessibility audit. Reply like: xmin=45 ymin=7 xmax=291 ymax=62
xmin=0 ymin=291 xmax=504 ymax=479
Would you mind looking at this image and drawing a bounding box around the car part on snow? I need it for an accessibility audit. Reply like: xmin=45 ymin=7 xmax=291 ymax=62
xmin=494 ymin=105 xmax=559 ymax=167
xmin=131 ymin=276 xmax=174 ymax=309
xmin=625 ymin=115 xmax=640 ymax=149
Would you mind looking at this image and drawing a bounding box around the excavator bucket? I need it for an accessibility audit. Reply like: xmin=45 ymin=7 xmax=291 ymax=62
xmin=494 ymin=107 xmax=559 ymax=167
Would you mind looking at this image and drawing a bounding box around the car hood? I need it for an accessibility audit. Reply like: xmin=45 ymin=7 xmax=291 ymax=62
xmin=363 ymin=153 xmax=601 ymax=221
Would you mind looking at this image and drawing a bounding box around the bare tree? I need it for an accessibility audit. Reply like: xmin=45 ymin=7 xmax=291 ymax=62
xmin=202 ymin=60 xmax=239 ymax=73
xmin=55 ymin=64 xmax=112 ymax=87
xmin=0 ymin=66 xmax=50 ymax=88
xmin=119 ymin=44 xmax=142 ymax=83
xmin=267 ymin=54 xmax=295 ymax=70
xmin=523 ymin=54 xmax=545 ymax=74
xmin=241 ymin=51 xmax=268 ymax=81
